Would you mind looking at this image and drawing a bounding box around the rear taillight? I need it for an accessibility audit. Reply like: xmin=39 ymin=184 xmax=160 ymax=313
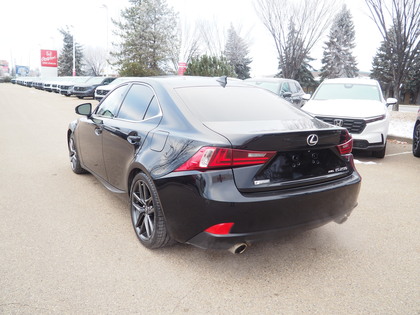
xmin=337 ymin=130 xmax=353 ymax=155
xmin=175 ymin=147 xmax=276 ymax=172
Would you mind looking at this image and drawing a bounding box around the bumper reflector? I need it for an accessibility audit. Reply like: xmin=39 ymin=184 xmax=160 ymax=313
xmin=204 ymin=223 xmax=234 ymax=235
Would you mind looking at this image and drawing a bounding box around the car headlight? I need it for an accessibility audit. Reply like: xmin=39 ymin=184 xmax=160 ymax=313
xmin=365 ymin=114 xmax=386 ymax=123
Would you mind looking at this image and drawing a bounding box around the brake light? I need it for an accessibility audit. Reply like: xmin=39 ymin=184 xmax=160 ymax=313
xmin=205 ymin=223 xmax=234 ymax=235
xmin=175 ymin=147 xmax=276 ymax=171
xmin=337 ymin=130 xmax=353 ymax=155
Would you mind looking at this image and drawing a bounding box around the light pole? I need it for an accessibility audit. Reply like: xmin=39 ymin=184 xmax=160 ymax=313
xmin=100 ymin=4 xmax=109 ymax=76
xmin=70 ymin=25 xmax=76 ymax=76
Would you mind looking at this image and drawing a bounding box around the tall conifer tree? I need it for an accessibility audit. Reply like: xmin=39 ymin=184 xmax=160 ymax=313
xmin=112 ymin=0 xmax=179 ymax=76
xmin=224 ymin=25 xmax=252 ymax=79
xmin=320 ymin=5 xmax=358 ymax=80
xmin=58 ymin=27 xmax=84 ymax=76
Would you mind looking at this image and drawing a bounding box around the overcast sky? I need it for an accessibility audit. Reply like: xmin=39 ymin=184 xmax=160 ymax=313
xmin=0 ymin=0 xmax=383 ymax=76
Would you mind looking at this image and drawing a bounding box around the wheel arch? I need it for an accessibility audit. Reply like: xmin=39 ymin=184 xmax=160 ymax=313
xmin=127 ymin=163 xmax=150 ymax=197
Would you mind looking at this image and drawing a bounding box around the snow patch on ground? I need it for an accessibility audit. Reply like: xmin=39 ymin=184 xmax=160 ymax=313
xmin=354 ymin=160 xmax=378 ymax=165
xmin=388 ymin=109 xmax=418 ymax=140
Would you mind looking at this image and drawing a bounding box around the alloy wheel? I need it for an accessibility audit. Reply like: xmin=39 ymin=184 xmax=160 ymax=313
xmin=131 ymin=180 xmax=155 ymax=242
xmin=69 ymin=137 xmax=78 ymax=171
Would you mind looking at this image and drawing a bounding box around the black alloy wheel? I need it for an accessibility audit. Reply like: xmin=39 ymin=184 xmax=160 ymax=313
xmin=68 ymin=133 xmax=87 ymax=174
xmin=130 ymin=173 xmax=172 ymax=249
xmin=413 ymin=124 xmax=420 ymax=157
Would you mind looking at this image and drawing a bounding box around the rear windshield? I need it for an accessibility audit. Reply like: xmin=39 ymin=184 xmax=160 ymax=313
xmin=175 ymin=86 xmax=298 ymax=122
xmin=313 ymin=83 xmax=381 ymax=101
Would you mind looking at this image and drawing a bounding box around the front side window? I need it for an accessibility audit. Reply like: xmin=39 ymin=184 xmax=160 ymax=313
xmin=281 ymin=82 xmax=291 ymax=94
xmin=117 ymin=84 xmax=154 ymax=121
xmin=96 ymin=85 xmax=128 ymax=118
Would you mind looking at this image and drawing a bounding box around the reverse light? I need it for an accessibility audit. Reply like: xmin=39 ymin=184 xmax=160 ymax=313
xmin=337 ymin=130 xmax=353 ymax=155
xmin=175 ymin=147 xmax=276 ymax=171
xmin=204 ymin=223 xmax=234 ymax=235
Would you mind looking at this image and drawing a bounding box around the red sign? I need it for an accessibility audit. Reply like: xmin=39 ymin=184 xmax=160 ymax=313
xmin=178 ymin=62 xmax=187 ymax=75
xmin=41 ymin=50 xmax=58 ymax=67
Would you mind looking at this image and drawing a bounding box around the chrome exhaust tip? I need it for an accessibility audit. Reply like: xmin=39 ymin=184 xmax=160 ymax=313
xmin=228 ymin=243 xmax=248 ymax=254
xmin=334 ymin=214 xmax=349 ymax=224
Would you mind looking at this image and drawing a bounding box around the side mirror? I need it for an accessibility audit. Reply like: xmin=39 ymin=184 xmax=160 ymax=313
xmin=386 ymin=98 xmax=398 ymax=106
xmin=75 ymin=103 xmax=92 ymax=116
xmin=302 ymin=93 xmax=311 ymax=101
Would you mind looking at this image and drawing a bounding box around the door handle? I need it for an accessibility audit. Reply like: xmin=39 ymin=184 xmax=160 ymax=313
xmin=127 ymin=135 xmax=141 ymax=145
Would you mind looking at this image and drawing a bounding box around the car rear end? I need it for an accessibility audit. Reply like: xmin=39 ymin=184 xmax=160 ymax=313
xmin=153 ymin=83 xmax=361 ymax=250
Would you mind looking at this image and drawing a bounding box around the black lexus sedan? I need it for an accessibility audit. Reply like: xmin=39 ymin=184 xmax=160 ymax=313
xmin=67 ymin=76 xmax=361 ymax=253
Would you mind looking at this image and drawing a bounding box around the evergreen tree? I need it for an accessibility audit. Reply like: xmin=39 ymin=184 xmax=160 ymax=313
xmin=224 ymin=25 xmax=252 ymax=79
xmin=112 ymin=0 xmax=179 ymax=76
xmin=294 ymin=57 xmax=318 ymax=91
xmin=320 ymin=5 xmax=358 ymax=80
xmin=401 ymin=45 xmax=420 ymax=104
xmin=370 ymin=31 xmax=396 ymax=98
xmin=185 ymin=55 xmax=236 ymax=77
xmin=58 ymin=27 xmax=84 ymax=76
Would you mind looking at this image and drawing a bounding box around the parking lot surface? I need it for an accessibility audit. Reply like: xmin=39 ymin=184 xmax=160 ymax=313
xmin=0 ymin=84 xmax=419 ymax=314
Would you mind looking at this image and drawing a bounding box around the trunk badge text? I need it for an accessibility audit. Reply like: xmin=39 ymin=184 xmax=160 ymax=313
xmin=307 ymin=134 xmax=319 ymax=146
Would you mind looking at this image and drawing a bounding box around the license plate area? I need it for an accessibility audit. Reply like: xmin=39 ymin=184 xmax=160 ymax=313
xmin=255 ymin=149 xmax=349 ymax=184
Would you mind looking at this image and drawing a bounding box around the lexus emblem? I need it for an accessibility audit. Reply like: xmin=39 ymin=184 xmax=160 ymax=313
xmin=307 ymin=134 xmax=319 ymax=146
xmin=333 ymin=119 xmax=344 ymax=127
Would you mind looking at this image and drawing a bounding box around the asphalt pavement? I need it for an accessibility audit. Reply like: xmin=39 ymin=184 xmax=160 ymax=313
xmin=0 ymin=84 xmax=419 ymax=314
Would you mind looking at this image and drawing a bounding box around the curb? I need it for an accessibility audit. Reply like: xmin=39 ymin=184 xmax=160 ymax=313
xmin=388 ymin=135 xmax=413 ymax=144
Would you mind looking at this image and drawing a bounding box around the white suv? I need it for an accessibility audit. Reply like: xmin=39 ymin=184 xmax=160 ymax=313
xmin=302 ymin=78 xmax=397 ymax=158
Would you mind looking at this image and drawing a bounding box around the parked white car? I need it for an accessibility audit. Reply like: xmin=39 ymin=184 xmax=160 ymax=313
xmin=302 ymin=78 xmax=397 ymax=158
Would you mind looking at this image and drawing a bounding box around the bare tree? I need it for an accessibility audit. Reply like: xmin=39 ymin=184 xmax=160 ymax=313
xmin=83 ymin=46 xmax=107 ymax=76
xmin=254 ymin=0 xmax=342 ymax=79
xmin=197 ymin=18 xmax=226 ymax=57
xmin=365 ymin=0 xmax=420 ymax=110
xmin=178 ymin=19 xmax=202 ymax=63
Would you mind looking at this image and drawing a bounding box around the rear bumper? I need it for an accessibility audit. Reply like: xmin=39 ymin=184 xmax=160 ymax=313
xmin=187 ymin=205 xmax=356 ymax=250
xmin=155 ymin=169 xmax=361 ymax=249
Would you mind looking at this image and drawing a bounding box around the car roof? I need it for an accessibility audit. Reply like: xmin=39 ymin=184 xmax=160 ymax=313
xmin=117 ymin=75 xmax=250 ymax=90
xmin=245 ymin=77 xmax=298 ymax=83
xmin=322 ymin=78 xmax=378 ymax=86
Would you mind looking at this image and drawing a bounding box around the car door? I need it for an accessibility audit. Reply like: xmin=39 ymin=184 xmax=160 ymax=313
xmin=101 ymin=83 xmax=162 ymax=190
xmin=75 ymin=84 xmax=128 ymax=181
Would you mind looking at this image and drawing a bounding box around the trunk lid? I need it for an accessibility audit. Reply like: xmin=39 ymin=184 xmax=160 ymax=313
xmin=203 ymin=119 xmax=352 ymax=192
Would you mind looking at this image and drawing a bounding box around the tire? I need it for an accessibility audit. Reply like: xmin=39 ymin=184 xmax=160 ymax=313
xmin=413 ymin=124 xmax=420 ymax=157
xmin=77 ymin=96 xmax=83 ymax=99
xmin=372 ymin=143 xmax=386 ymax=158
xmin=68 ymin=133 xmax=87 ymax=174
xmin=130 ymin=173 xmax=172 ymax=249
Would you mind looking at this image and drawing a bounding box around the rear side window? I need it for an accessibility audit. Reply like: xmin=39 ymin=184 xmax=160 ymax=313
xmin=175 ymin=86 xmax=297 ymax=122
xmin=117 ymin=84 xmax=154 ymax=121
xmin=290 ymin=82 xmax=300 ymax=93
